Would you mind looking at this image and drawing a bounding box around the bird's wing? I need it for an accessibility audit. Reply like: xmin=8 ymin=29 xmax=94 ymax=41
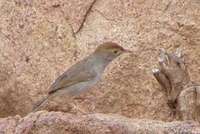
xmin=48 ymin=63 xmax=96 ymax=94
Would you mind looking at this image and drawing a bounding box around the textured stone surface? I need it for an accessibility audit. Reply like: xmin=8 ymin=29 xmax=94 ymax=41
xmin=0 ymin=0 xmax=79 ymax=117
xmin=74 ymin=0 xmax=200 ymax=121
xmin=0 ymin=111 xmax=200 ymax=134
xmin=60 ymin=0 xmax=96 ymax=33
xmin=0 ymin=0 xmax=200 ymax=124
xmin=0 ymin=115 xmax=20 ymax=134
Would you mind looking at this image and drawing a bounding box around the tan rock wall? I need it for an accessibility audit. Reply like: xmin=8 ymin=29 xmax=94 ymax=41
xmin=0 ymin=0 xmax=199 ymax=123
xmin=1 ymin=112 xmax=200 ymax=134
xmin=0 ymin=0 xmax=79 ymax=117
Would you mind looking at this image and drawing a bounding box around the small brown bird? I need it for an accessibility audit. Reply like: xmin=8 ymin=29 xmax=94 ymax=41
xmin=33 ymin=42 xmax=131 ymax=111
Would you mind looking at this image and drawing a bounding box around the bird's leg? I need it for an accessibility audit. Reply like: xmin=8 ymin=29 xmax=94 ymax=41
xmin=70 ymin=103 xmax=87 ymax=115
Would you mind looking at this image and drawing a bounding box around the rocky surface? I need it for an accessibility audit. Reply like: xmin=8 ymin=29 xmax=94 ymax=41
xmin=0 ymin=0 xmax=200 ymax=133
xmin=0 ymin=0 xmax=200 ymax=125
xmin=75 ymin=0 xmax=200 ymax=121
xmin=0 ymin=0 xmax=81 ymax=117
xmin=0 ymin=111 xmax=199 ymax=134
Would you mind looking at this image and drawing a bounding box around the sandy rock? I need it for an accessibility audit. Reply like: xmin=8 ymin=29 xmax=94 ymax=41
xmin=0 ymin=0 xmax=200 ymax=124
xmin=0 ymin=112 xmax=196 ymax=133
xmin=0 ymin=115 xmax=20 ymax=134
xmin=60 ymin=0 xmax=97 ymax=33
xmin=0 ymin=0 xmax=79 ymax=117
xmin=74 ymin=0 xmax=200 ymax=121
xmin=20 ymin=0 xmax=97 ymax=33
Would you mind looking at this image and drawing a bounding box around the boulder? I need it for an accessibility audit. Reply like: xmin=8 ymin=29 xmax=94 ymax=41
xmin=0 ymin=0 xmax=200 ymax=123
xmin=1 ymin=111 xmax=200 ymax=134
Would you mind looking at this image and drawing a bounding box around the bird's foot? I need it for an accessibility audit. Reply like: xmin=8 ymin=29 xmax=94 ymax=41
xmin=71 ymin=103 xmax=87 ymax=115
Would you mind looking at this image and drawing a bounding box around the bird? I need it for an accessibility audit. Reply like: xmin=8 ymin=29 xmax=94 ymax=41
xmin=33 ymin=42 xmax=131 ymax=111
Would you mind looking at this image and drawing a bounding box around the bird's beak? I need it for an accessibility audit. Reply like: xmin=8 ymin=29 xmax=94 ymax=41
xmin=123 ymin=49 xmax=132 ymax=53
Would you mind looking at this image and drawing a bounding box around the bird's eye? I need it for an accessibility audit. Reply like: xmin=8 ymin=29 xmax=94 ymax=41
xmin=176 ymin=61 xmax=181 ymax=67
xmin=113 ymin=50 xmax=118 ymax=54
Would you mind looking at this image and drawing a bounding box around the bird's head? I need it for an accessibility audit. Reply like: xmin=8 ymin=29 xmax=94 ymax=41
xmin=94 ymin=42 xmax=131 ymax=62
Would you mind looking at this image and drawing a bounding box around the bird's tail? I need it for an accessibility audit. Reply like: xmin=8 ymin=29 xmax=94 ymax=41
xmin=32 ymin=95 xmax=50 ymax=112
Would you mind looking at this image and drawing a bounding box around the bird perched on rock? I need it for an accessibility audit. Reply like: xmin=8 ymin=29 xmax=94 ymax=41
xmin=33 ymin=42 xmax=131 ymax=111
